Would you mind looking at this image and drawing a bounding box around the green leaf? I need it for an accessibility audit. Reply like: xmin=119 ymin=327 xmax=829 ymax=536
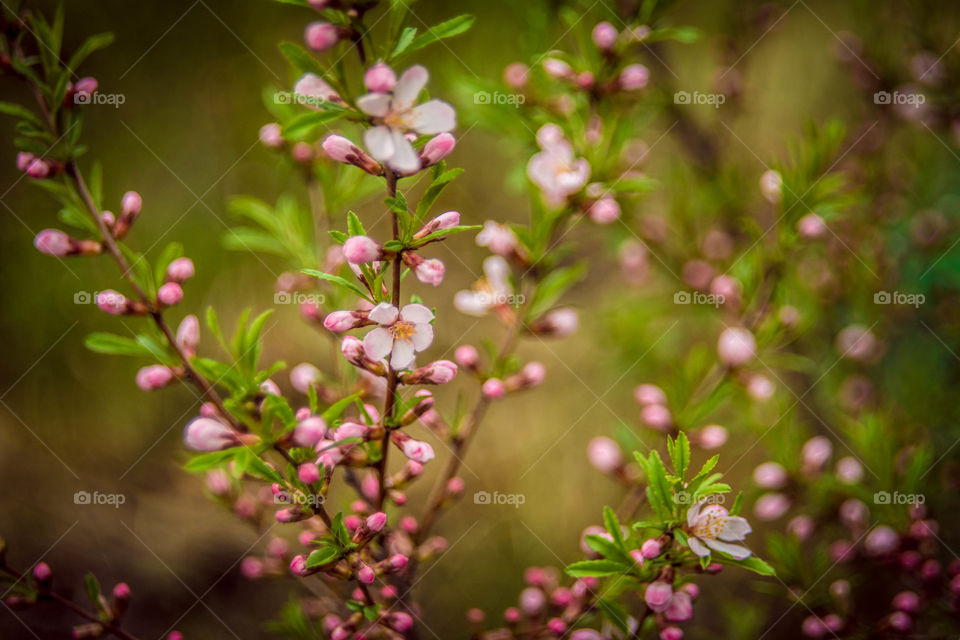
xmin=347 ymin=211 xmax=366 ymax=236
xmin=406 ymin=15 xmax=474 ymax=54
xmin=84 ymin=332 xmax=154 ymax=358
xmin=283 ymin=109 xmax=344 ymax=139
xmin=668 ymin=432 xmax=691 ymax=479
xmin=390 ymin=26 xmax=418 ymax=59
xmin=303 ymin=269 xmax=374 ymax=302
xmin=184 ymin=448 xmax=242 ymax=473
xmin=528 ymin=262 xmax=586 ymax=318
xmin=565 ymin=559 xmax=625 ymax=578
xmin=83 ymin=572 xmax=101 ymax=606
xmin=322 ymin=392 xmax=362 ymax=423
xmin=279 ymin=41 xmax=327 ymax=77
xmin=414 ymin=168 xmax=463 ymax=220
xmin=0 ymin=101 xmax=43 ymax=127
xmin=597 ymin=597 xmax=629 ymax=633
xmin=68 ymin=33 xmax=115 ymax=71
xmin=153 ymin=241 xmax=184 ymax=288
xmin=715 ymin=554 xmax=777 ymax=577
xmin=603 ymin=506 xmax=624 ymax=546
xmin=305 ymin=546 xmax=339 ymax=568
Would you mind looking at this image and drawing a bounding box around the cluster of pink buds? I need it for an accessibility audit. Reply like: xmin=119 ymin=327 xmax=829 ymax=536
xmin=17 ymin=151 xmax=62 ymax=179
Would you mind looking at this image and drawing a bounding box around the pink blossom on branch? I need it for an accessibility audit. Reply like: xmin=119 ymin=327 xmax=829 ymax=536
xmin=362 ymin=303 xmax=434 ymax=370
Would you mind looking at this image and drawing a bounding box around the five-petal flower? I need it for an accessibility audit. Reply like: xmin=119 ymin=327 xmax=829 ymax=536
xmin=362 ymin=302 xmax=435 ymax=370
xmin=685 ymin=500 xmax=753 ymax=560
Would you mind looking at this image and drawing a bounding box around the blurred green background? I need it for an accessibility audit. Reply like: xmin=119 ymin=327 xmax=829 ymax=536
xmin=2 ymin=0 xmax=958 ymax=637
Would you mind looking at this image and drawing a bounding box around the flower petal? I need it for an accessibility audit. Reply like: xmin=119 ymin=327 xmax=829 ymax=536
xmin=390 ymin=339 xmax=416 ymax=370
xmin=410 ymin=323 xmax=434 ymax=351
xmin=703 ymin=538 xmax=752 ymax=560
xmin=356 ymin=92 xmax=391 ymax=117
xmin=687 ymin=536 xmax=711 ymax=557
xmin=386 ymin=130 xmax=420 ymax=172
xmin=364 ymin=125 xmax=395 ymax=161
xmin=399 ymin=303 xmax=434 ymax=324
xmin=687 ymin=500 xmax=702 ymax=528
xmin=409 ymin=100 xmax=456 ymax=134
xmin=720 ymin=516 xmax=753 ymax=541
xmin=363 ymin=327 xmax=393 ymax=362
xmin=369 ymin=302 xmax=399 ymax=325
xmin=392 ymin=65 xmax=429 ymax=111
xmin=482 ymin=256 xmax=511 ymax=295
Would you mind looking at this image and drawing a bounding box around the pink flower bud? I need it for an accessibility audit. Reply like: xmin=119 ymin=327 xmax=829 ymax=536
xmin=205 ymin=469 xmax=230 ymax=495
xmin=166 ymin=257 xmax=195 ymax=283
xmin=402 ymin=439 xmax=435 ymax=463
xmin=421 ymin=133 xmax=456 ymax=166
xmin=390 ymin=612 xmax=413 ymax=632
xmin=797 ymin=213 xmax=827 ymax=238
xmin=240 ymin=556 xmax=263 ymax=580
xmin=801 ymin=436 xmax=832 ymax=470
xmin=664 ymin=591 xmax=693 ymax=622
xmin=291 ymin=142 xmax=313 ymax=163
xmin=482 ymin=378 xmax=506 ymax=399
xmin=531 ymin=307 xmax=579 ymax=338
xmin=660 ymin=627 xmax=684 ymax=640
xmin=290 ymin=555 xmax=309 ymax=576
xmin=74 ymin=76 xmax=98 ymax=98
xmin=586 ymin=437 xmax=623 ymax=473
xmin=592 ymin=22 xmax=618 ymax=50
xmin=183 ymin=417 xmax=235 ymax=451
xmin=640 ymin=538 xmax=662 ymax=558
xmin=366 ymin=511 xmax=387 ymax=532
xmin=357 ymin=564 xmax=375 ymax=584
xmin=334 ymin=421 xmax=368 ymax=441
xmin=455 ymin=344 xmax=479 ymax=368
xmin=698 ymin=424 xmax=728 ymax=449
xmin=323 ymin=310 xmax=364 ymax=332
xmin=830 ymin=456 xmax=860 ymax=483
xmin=259 ymin=123 xmax=283 ymax=148
xmin=446 ymin=476 xmax=464 ymax=495
xmin=157 ymin=282 xmax=183 ymax=306
xmin=619 ymin=64 xmax=650 ymax=90
xmin=290 ymin=363 xmax=321 ymax=394
xmin=681 ymin=583 xmax=699 ymax=599
xmin=34 ymin=229 xmax=73 ymax=256
xmin=16 ymin=152 xmax=34 ymax=171
xmin=364 ymin=62 xmax=397 ymax=93
xmin=424 ymin=360 xmax=458 ymax=384
xmin=293 ymin=417 xmax=327 ymax=447
xmin=753 ymin=462 xmax=788 ymax=489
xmin=760 ymin=170 xmax=783 ymax=203
xmin=634 ymin=384 xmax=667 ymax=406
xmin=298 ymin=463 xmax=320 ymax=484
xmin=892 ymin=590 xmax=919 ymax=613
xmin=177 ymin=315 xmax=199 ymax=354
xmin=343 ymin=235 xmax=381 ymax=264
xmin=121 ymin=191 xmax=142 ymax=218
xmin=754 ymin=492 xmax=791 ymax=521
xmin=787 ymin=515 xmax=814 ymax=540
xmin=503 ymin=62 xmax=529 ymax=88
xmin=305 ymin=22 xmax=339 ymax=51
xmin=389 ymin=554 xmax=408 ymax=570
xmin=96 ymin=290 xmax=128 ymax=315
xmin=521 ymin=361 xmax=546 ymax=387
xmin=25 ymin=157 xmax=50 ymax=178
xmin=641 ymin=404 xmax=672 ymax=431
xmin=519 ymin=587 xmax=546 ymax=616
xmin=865 ymin=525 xmax=899 ymax=556
xmin=504 ymin=607 xmax=521 ymax=623
xmin=717 ymin=327 xmax=756 ymax=366
xmin=167 ymin=633 xmax=184 ymax=640
xmin=136 ymin=365 xmax=175 ymax=391
xmin=589 ymin=198 xmax=621 ymax=224
xmin=33 ymin=562 xmax=52 ymax=583
xmin=888 ymin=611 xmax=911 ymax=632
xmin=543 ymin=58 xmax=574 ymax=79
xmin=644 ymin=581 xmax=673 ymax=612
xmin=414 ymin=258 xmax=445 ymax=286
xmin=547 ymin=618 xmax=567 ymax=634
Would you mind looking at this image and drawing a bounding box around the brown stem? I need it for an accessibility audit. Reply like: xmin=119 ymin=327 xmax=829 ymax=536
xmin=377 ymin=168 xmax=401 ymax=510
xmin=0 ymin=566 xmax=142 ymax=640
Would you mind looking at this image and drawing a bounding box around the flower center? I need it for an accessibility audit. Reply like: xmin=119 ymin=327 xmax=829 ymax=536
xmin=692 ymin=511 xmax=727 ymax=540
xmin=384 ymin=110 xmax=412 ymax=130
xmin=390 ymin=321 xmax=415 ymax=342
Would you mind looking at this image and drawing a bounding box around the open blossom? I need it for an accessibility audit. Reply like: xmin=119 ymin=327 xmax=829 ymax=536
xmin=685 ymin=500 xmax=752 ymax=559
xmin=363 ymin=303 xmax=434 ymax=370
xmin=454 ymin=256 xmax=512 ymax=316
xmin=527 ymin=124 xmax=590 ymax=206
xmin=402 ymin=439 xmax=435 ymax=463
xmin=356 ymin=65 xmax=456 ymax=172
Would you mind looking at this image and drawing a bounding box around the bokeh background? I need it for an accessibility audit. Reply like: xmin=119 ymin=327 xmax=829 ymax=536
xmin=2 ymin=0 xmax=960 ymax=637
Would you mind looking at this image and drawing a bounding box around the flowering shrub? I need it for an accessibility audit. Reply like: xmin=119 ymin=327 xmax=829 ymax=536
xmin=1 ymin=1 xmax=960 ymax=639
